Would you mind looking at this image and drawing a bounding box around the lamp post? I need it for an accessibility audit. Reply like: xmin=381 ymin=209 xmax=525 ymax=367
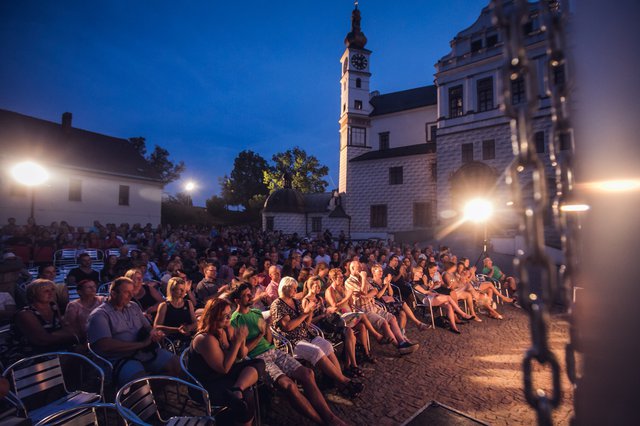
xmin=463 ymin=198 xmax=494 ymax=267
xmin=184 ymin=181 xmax=196 ymax=206
xmin=10 ymin=161 xmax=49 ymax=221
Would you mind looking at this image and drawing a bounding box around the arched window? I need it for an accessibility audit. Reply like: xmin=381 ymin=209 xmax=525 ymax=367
xmin=355 ymin=78 xmax=362 ymax=88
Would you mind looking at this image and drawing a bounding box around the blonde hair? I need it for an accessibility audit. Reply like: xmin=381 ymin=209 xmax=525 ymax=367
xmin=26 ymin=279 xmax=55 ymax=303
xmin=166 ymin=277 xmax=185 ymax=302
xmin=303 ymin=276 xmax=322 ymax=296
xmin=124 ymin=268 xmax=142 ymax=280
xmin=278 ymin=276 xmax=298 ymax=298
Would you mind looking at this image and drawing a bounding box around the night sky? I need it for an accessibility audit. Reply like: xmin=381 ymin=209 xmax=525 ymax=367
xmin=1 ymin=0 xmax=489 ymax=206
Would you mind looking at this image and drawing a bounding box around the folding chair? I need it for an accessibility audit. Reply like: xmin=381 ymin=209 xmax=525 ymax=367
xmin=3 ymin=352 xmax=104 ymax=424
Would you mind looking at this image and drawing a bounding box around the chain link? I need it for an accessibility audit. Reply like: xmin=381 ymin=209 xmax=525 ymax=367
xmin=491 ymin=1 xmax=573 ymax=424
xmin=538 ymin=1 xmax=583 ymax=402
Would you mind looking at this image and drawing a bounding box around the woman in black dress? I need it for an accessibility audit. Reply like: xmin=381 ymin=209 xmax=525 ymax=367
xmin=187 ymin=298 xmax=264 ymax=426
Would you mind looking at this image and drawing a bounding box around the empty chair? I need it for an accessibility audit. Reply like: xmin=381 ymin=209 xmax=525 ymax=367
xmin=2 ymin=352 xmax=104 ymax=424
xmin=34 ymin=402 xmax=123 ymax=426
xmin=115 ymin=375 xmax=215 ymax=425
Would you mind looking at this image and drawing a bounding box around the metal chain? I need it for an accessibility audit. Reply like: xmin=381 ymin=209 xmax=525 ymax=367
xmin=491 ymin=1 xmax=567 ymax=424
xmin=538 ymin=1 xmax=582 ymax=419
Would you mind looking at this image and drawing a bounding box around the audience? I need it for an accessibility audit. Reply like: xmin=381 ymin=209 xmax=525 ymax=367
xmin=0 ymin=218 xmax=521 ymax=424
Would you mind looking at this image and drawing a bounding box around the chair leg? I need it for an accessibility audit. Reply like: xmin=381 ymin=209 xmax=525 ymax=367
xmin=428 ymin=302 xmax=435 ymax=329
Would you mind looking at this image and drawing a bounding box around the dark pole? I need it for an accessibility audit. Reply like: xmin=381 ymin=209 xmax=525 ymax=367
xmin=29 ymin=187 xmax=35 ymax=220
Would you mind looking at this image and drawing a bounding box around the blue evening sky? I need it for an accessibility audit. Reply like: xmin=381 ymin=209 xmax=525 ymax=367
xmin=0 ymin=0 xmax=489 ymax=206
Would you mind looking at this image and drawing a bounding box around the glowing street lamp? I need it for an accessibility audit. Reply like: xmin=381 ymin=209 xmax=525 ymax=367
xmin=464 ymin=198 xmax=494 ymax=266
xmin=11 ymin=161 xmax=49 ymax=220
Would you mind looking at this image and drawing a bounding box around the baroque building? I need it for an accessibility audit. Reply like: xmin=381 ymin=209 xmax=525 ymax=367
xmin=264 ymin=1 xmax=562 ymax=241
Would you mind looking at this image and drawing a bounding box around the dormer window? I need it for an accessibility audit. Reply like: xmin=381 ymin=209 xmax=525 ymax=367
xmin=486 ymin=33 xmax=498 ymax=48
xmin=471 ymin=39 xmax=483 ymax=53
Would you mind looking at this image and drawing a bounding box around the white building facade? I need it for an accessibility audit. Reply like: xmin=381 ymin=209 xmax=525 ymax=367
xmin=0 ymin=109 xmax=163 ymax=227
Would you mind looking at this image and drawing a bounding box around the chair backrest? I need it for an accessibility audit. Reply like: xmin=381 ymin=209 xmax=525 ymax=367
xmin=7 ymin=354 xmax=68 ymax=401
xmin=411 ymin=286 xmax=428 ymax=308
xmin=4 ymin=352 xmax=105 ymax=408
xmin=116 ymin=376 xmax=211 ymax=424
xmin=55 ymin=249 xmax=78 ymax=265
xmin=390 ymin=283 xmax=403 ymax=302
xmin=117 ymin=380 xmax=159 ymax=424
xmin=79 ymin=249 xmax=103 ymax=261
xmin=34 ymin=402 xmax=121 ymax=426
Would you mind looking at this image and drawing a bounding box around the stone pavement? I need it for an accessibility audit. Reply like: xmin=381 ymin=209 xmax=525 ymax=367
xmin=266 ymin=304 xmax=574 ymax=425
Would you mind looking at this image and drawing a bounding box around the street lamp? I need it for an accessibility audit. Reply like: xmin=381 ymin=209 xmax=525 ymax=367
xmin=183 ymin=181 xmax=197 ymax=206
xmin=464 ymin=198 xmax=494 ymax=267
xmin=10 ymin=161 xmax=49 ymax=220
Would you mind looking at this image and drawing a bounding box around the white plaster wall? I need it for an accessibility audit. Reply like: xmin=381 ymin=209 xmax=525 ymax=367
xmin=369 ymin=105 xmax=438 ymax=149
xmin=0 ymin=163 xmax=162 ymax=227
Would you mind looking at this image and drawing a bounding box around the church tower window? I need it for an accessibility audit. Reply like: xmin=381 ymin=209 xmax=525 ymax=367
xmin=350 ymin=127 xmax=366 ymax=146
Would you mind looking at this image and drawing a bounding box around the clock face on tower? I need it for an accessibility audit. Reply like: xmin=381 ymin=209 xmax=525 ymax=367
xmin=351 ymin=54 xmax=368 ymax=70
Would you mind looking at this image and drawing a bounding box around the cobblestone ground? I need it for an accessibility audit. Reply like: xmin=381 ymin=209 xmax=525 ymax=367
xmin=265 ymin=304 xmax=574 ymax=425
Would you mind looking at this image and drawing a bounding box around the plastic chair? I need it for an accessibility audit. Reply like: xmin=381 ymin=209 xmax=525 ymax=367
xmin=115 ymin=375 xmax=215 ymax=425
xmin=34 ymin=402 xmax=123 ymax=426
xmin=3 ymin=352 xmax=104 ymax=424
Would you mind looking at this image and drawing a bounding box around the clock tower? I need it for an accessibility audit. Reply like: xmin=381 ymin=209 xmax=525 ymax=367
xmin=339 ymin=2 xmax=372 ymax=197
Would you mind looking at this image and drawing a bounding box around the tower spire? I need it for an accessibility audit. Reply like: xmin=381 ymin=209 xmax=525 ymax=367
xmin=344 ymin=2 xmax=367 ymax=48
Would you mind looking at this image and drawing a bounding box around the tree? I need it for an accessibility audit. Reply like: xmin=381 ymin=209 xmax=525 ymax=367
xmin=165 ymin=192 xmax=193 ymax=206
xmin=206 ymin=195 xmax=227 ymax=217
xmin=264 ymin=147 xmax=329 ymax=193
xmin=221 ymin=150 xmax=269 ymax=208
xmin=129 ymin=137 xmax=185 ymax=185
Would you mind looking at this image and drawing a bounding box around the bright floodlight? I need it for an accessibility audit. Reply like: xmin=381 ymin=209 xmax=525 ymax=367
xmin=464 ymin=198 xmax=493 ymax=223
xmin=11 ymin=161 xmax=49 ymax=186
xmin=184 ymin=181 xmax=196 ymax=192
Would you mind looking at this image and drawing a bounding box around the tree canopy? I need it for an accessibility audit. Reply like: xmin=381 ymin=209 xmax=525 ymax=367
xmin=129 ymin=137 xmax=185 ymax=185
xmin=263 ymin=147 xmax=329 ymax=193
xmin=221 ymin=150 xmax=269 ymax=209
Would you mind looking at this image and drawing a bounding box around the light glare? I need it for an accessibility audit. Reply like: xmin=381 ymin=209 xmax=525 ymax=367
xmin=184 ymin=181 xmax=196 ymax=192
xmin=586 ymin=179 xmax=640 ymax=193
xmin=560 ymin=204 xmax=590 ymax=212
xmin=11 ymin=161 xmax=49 ymax=186
xmin=464 ymin=198 xmax=494 ymax=223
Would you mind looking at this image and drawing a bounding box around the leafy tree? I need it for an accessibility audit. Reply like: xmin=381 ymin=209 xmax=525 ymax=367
xmin=129 ymin=137 xmax=185 ymax=185
xmin=263 ymin=147 xmax=329 ymax=193
xmin=165 ymin=192 xmax=193 ymax=206
xmin=206 ymin=195 xmax=227 ymax=217
xmin=221 ymin=150 xmax=269 ymax=208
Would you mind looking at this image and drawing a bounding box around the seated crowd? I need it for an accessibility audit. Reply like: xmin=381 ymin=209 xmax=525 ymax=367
xmin=0 ymin=218 xmax=519 ymax=425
